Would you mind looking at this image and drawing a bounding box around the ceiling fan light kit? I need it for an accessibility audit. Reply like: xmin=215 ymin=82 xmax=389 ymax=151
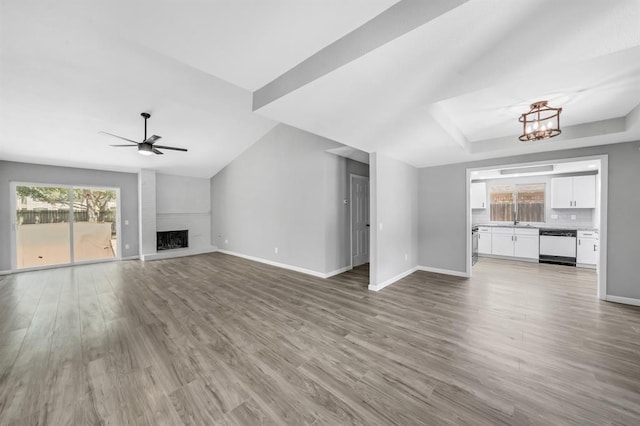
xmin=518 ymin=100 xmax=562 ymax=142
xmin=101 ymin=112 xmax=188 ymax=155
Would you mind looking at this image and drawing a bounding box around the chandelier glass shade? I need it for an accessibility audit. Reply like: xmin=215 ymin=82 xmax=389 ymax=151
xmin=519 ymin=101 xmax=562 ymax=141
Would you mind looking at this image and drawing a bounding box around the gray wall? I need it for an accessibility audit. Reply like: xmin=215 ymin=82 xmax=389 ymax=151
xmin=418 ymin=140 xmax=640 ymax=299
xmin=0 ymin=160 xmax=139 ymax=270
xmin=156 ymin=173 xmax=212 ymax=250
xmin=211 ymin=124 xmax=352 ymax=275
xmin=371 ymin=153 xmax=418 ymax=287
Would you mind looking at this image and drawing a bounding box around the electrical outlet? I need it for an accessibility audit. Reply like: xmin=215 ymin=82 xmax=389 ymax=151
xmin=124 ymin=219 xmax=129 ymax=225
xmin=404 ymin=253 xmax=408 ymax=261
xmin=551 ymin=214 xmax=558 ymax=220
xmin=274 ymin=247 xmax=278 ymax=254
xmin=379 ymin=223 xmax=383 ymax=231
xmin=224 ymin=239 xmax=228 ymax=244
xmin=571 ymin=215 xmax=577 ymax=220
xmin=125 ymin=244 xmax=130 ymax=250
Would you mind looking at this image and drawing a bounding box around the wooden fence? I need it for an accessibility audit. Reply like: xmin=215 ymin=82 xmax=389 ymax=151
xmin=16 ymin=210 xmax=116 ymax=225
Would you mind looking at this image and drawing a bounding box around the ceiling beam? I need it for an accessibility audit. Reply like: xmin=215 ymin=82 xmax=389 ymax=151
xmin=252 ymin=0 xmax=468 ymax=111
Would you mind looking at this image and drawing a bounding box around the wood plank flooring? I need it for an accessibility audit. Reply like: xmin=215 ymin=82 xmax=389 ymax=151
xmin=1 ymin=254 xmax=639 ymax=425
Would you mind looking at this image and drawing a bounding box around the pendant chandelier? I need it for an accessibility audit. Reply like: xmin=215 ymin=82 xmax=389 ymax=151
xmin=518 ymin=101 xmax=562 ymax=141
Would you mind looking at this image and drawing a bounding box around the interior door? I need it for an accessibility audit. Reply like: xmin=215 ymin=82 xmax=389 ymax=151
xmin=351 ymin=175 xmax=370 ymax=267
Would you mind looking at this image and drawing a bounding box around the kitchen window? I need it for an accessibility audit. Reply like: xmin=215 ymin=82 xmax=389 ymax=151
xmin=490 ymin=183 xmax=545 ymax=222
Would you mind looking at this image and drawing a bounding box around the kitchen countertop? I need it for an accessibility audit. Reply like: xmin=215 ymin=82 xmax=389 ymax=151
xmin=474 ymin=224 xmax=599 ymax=232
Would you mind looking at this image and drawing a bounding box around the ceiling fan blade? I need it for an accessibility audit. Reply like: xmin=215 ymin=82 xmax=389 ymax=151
xmin=152 ymin=148 xmax=164 ymax=155
xmin=144 ymin=135 xmax=162 ymax=144
xmin=99 ymin=131 xmax=139 ymax=144
xmin=154 ymin=145 xmax=188 ymax=152
xmin=110 ymin=144 xmax=138 ymax=147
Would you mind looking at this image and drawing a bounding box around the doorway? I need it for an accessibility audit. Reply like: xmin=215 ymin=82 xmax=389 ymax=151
xmin=350 ymin=174 xmax=370 ymax=267
xmin=466 ymin=155 xmax=607 ymax=299
xmin=12 ymin=183 xmax=121 ymax=270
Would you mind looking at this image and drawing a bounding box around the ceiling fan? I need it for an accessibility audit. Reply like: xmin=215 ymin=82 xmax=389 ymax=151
xmin=100 ymin=112 xmax=188 ymax=156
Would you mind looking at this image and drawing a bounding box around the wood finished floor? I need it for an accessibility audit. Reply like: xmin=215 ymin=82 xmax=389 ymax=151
xmin=1 ymin=254 xmax=639 ymax=425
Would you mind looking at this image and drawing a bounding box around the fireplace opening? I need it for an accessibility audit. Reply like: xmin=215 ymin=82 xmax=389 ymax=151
xmin=157 ymin=230 xmax=188 ymax=251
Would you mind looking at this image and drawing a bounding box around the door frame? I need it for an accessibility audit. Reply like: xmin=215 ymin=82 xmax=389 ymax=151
xmin=466 ymin=154 xmax=608 ymax=300
xmin=349 ymin=174 xmax=369 ymax=269
xmin=9 ymin=181 xmax=122 ymax=272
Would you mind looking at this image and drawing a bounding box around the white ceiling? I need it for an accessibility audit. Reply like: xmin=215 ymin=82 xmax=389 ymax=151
xmin=1 ymin=0 xmax=639 ymax=177
xmin=255 ymin=0 xmax=640 ymax=167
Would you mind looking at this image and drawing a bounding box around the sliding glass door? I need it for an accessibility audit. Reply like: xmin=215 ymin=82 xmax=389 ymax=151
xmin=73 ymin=187 xmax=118 ymax=262
xmin=14 ymin=184 xmax=119 ymax=269
xmin=16 ymin=186 xmax=72 ymax=268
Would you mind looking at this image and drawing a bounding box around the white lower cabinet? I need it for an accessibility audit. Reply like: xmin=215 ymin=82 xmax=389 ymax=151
xmin=490 ymin=227 xmax=539 ymax=260
xmin=478 ymin=227 xmax=492 ymax=254
xmin=491 ymin=228 xmax=514 ymax=256
xmin=514 ymin=233 xmax=539 ymax=259
xmin=577 ymin=230 xmax=598 ymax=266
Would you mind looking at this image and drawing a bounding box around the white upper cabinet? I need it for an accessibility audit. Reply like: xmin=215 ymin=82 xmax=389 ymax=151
xmin=471 ymin=182 xmax=487 ymax=209
xmin=572 ymin=175 xmax=596 ymax=208
xmin=551 ymin=176 xmax=573 ymax=208
xmin=551 ymin=175 xmax=596 ymax=209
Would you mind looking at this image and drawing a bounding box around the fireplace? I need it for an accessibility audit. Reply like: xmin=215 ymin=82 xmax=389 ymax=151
xmin=157 ymin=230 xmax=188 ymax=251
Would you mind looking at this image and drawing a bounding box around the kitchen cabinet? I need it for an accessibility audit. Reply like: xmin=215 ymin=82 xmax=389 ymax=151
xmin=477 ymin=227 xmax=492 ymax=254
xmin=491 ymin=227 xmax=539 ymax=260
xmin=551 ymin=175 xmax=596 ymax=208
xmin=577 ymin=230 xmax=598 ymax=266
xmin=471 ymin=182 xmax=487 ymax=209
xmin=491 ymin=228 xmax=514 ymax=256
xmin=514 ymin=232 xmax=540 ymax=259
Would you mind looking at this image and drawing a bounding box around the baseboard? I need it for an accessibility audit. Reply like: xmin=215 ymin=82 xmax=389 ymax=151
xmin=416 ymin=265 xmax=470 ymax=278
xmin=121 ymin=255 xmax=140 ymax=261
xmin=576 ymin=263 xmax=597 ymax=269
xmin=324 ymin=265 xmax=352 ymax=278
xmin=478 ymin=254 xmax=538 ymax=263
xmin=0 ymin=270 xmax=11 ymax=276
xmin=217 ymin=249 xmax=335 ymax=279
xmin=141 ymin=246 xmax=218 ymax=261
xmin=606 ymin=295 xmax=640 ymax=307
xmin=368 ymin=266 xmax=418 ymax=292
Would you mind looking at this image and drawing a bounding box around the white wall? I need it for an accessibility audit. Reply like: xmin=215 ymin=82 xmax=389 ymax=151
xmin=156 ymin=173 xmax=212 ymax=251
xmin=138 ymin=169 xmax=157 ymax=256
xmin=370 ymin=153 xmax=418 ymax=290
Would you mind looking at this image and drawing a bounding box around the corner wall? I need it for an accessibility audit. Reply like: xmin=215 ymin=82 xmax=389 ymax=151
xmin=370 ymin=153 xmax=419 ymax=290
xmin=418 ymin=140 xmax=640 ymax=300
xmin=210 ymin=124 xmax=350 ymax=276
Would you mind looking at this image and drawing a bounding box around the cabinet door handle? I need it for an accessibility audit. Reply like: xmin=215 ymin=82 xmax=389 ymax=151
xmin=578 ymin=239 xmax=581 ymax=246
xmin=594 ymin=244 xmax=597 ymax=252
